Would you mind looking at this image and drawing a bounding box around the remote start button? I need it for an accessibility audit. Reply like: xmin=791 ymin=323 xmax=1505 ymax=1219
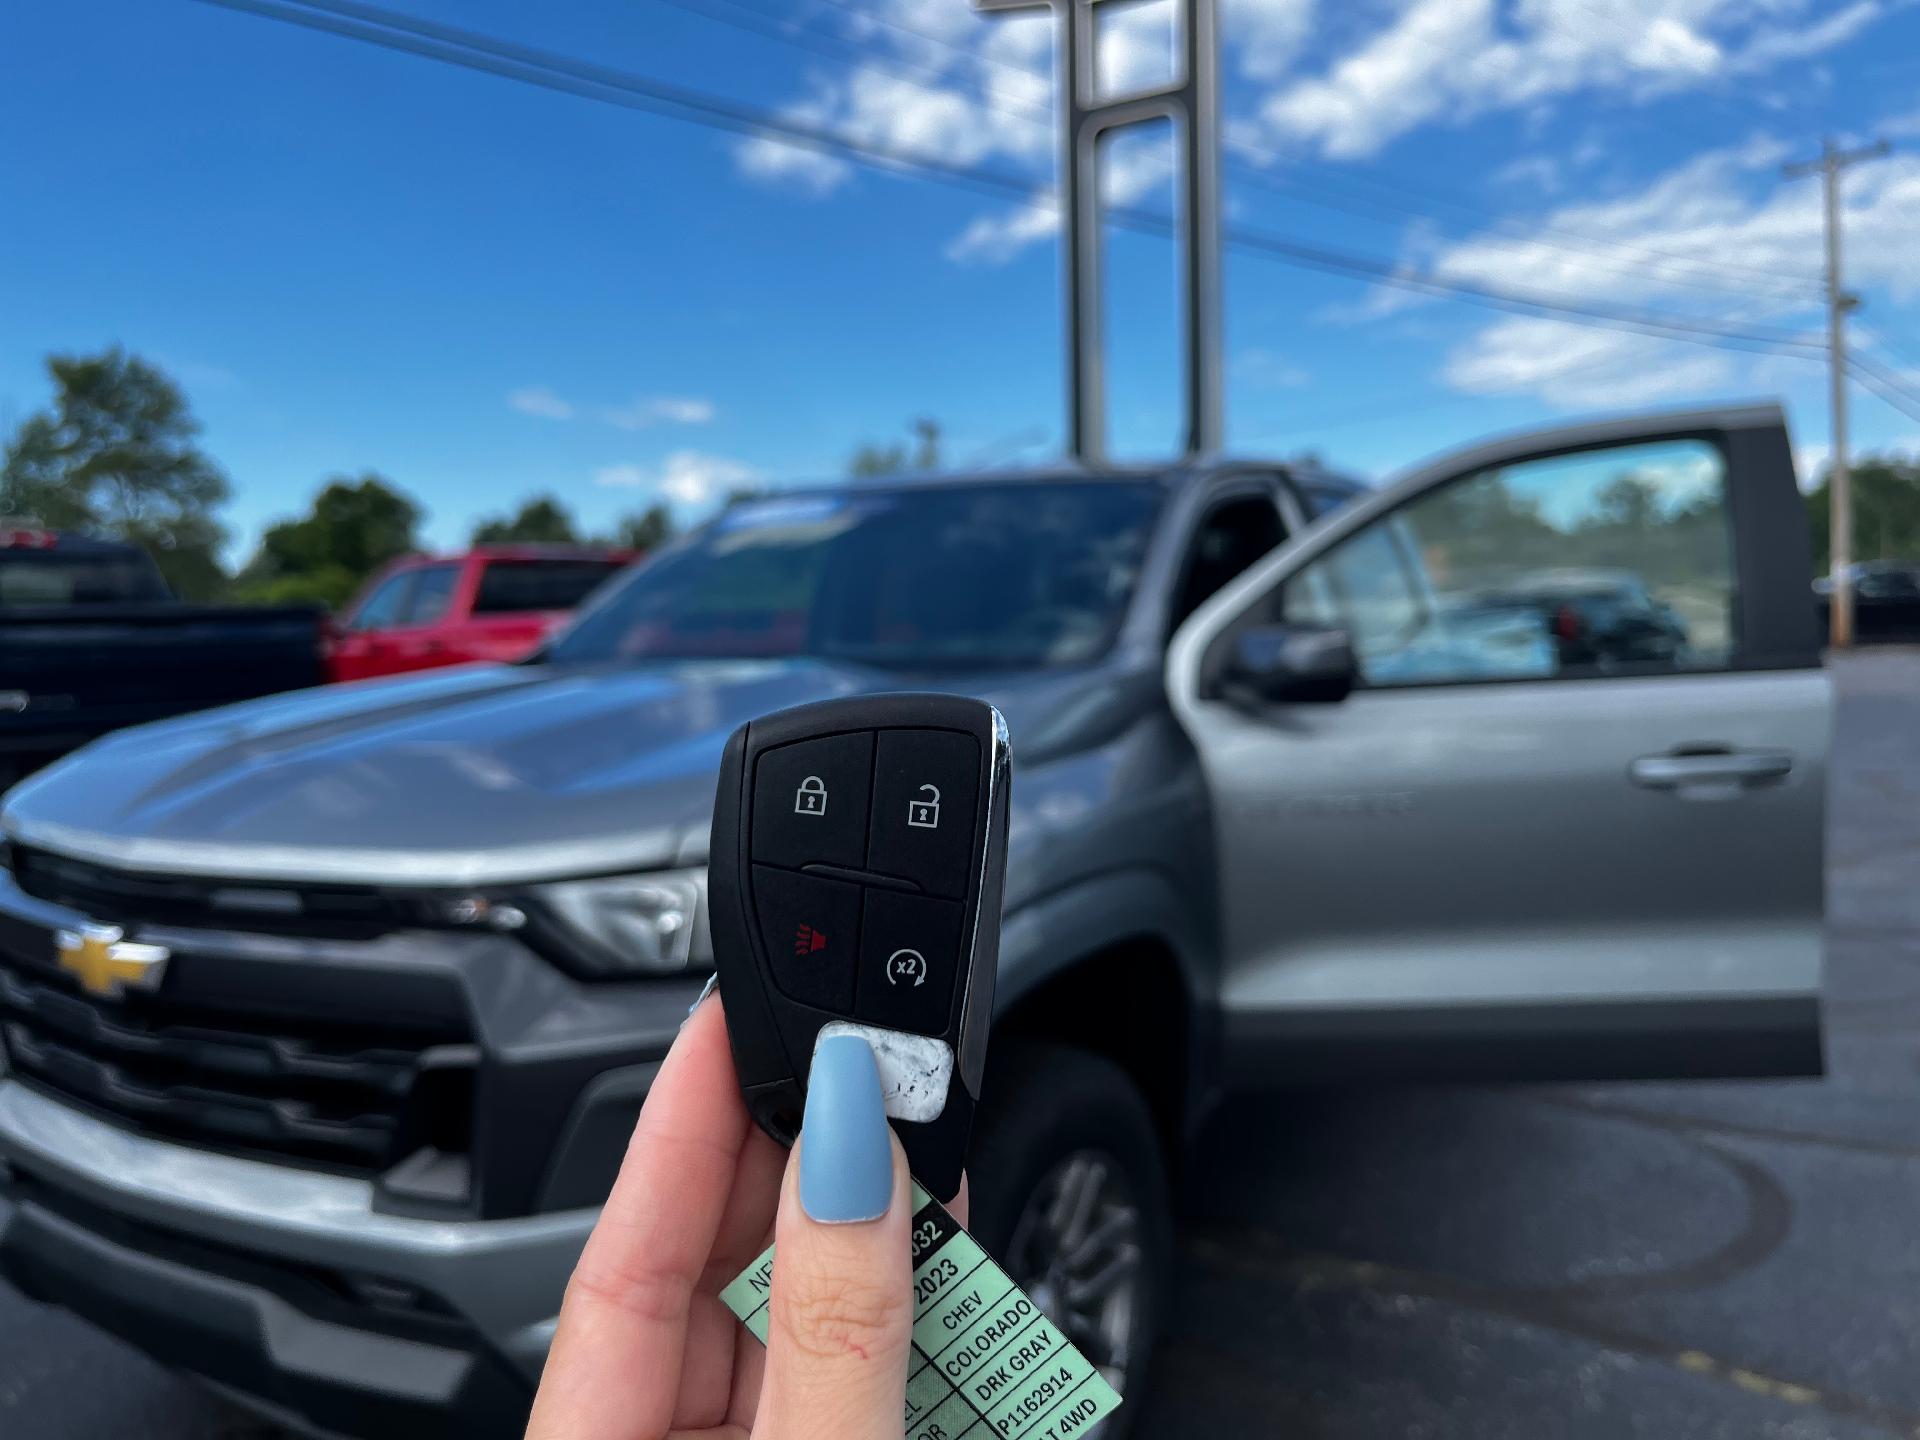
xmin=855 ymin=889 xmax=962 ymax=1035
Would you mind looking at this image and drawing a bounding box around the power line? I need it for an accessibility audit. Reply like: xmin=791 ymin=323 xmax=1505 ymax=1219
xmin=1218 ymin=217 xmax=1828 ymax=358
xmin=797 ymin=0 xmax=1820 ymax=293
xmin=657 ymin=0 xmax=1054 ymax=124
xmin=187 ymin=0 xmax=1833 ymax=375
xmin=804 ymin=0 xmax=1049 ymax=88
xmin=651 ymin=0 xmax=1818 ymax=303
xmin=1846 ymin=351 xmax=1920 ymax=426
xmin=657 ymin=4 xmax=1827 ymax=326
xmin=187 ymin=0 xmax=1043 ymax=203
xmin=1222 ymin=151 xmax=1819 ymax=304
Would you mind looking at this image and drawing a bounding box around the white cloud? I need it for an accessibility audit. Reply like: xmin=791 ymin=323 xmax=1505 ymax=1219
xmin=1235 ymin=348 xmax=1312 ymax=388
xmin=594 ymin=463 xmax=649 ymax=488
xmin=736 ymin=98 xmax=854 ymax=197
xmin=949 ymin=125 xmax=1175 ymax=264
xmin=602 ymin=395 xmax=717 ymax=429
xmin=1262 ymin=0 xmax=1495 ymax=161
xmin=1725 ymin=1 xmax=1880 ymax=72
xmin=947 ymin=191 xmax=1059 ymax=263
xmin=156 ymin=356 xmax=241 ymax=391
xmin=508 ymin=385 xmax=575 ymax=421
xmin=1227 ymin=0 xmax=1318 ymax=80
xmin=1259 ymin=0 xmax=1891 ymax=159
xmin=1796 ymin=441 xmax=1829 ymax=485
xmin=1490 ymin=153 xmax=1565 ymax=194
xmin=1094 ymin=0 xmax=1175 ymax=101
xmin=1422 ymin=125 xmax=1920 ymax=410
xmin=512 ymin=387 xmax=715 ymax=429
xmin=1444 ymin=320 xmax=1736 ymax=407
xmin=595 ymin=451 xmax=760 ymax=508
xmin=727 ymin=0 xmax=1896 ymax=280
xmin=1427 ymin=135 xmax=1920 ymax=308
xmin=734 ymin=54 xmax=1046 ymax=203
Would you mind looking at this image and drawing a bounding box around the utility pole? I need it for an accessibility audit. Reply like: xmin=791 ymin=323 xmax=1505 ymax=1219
xmin=977 ymin=0 xmax=1223 ymax=462
xmin=1784 ymin=136 xmax=1890 ymax=650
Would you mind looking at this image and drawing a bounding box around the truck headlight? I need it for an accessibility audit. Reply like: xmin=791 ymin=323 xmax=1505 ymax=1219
xmin=517 ymin=868 xmax=711 ymax=978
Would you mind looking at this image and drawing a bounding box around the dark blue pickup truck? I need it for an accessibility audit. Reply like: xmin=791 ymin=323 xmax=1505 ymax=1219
xmin=0 ymin=525 xmax=325 ymax=788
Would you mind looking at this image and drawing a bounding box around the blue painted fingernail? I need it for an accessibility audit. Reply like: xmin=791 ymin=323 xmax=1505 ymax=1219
xmin=800 ymin=1035 xmax=894 ymax=1224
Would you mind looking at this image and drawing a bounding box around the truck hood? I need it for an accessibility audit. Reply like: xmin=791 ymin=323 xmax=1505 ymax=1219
xmin=1 ymin=659 xmax=1119 ymax=885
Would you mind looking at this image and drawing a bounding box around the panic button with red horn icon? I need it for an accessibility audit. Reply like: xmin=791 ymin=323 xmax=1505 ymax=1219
xmin=752 ymin=866 xmax=860 ymax=1013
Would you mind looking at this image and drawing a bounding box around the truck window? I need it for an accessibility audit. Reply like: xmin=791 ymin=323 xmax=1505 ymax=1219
xmin=402 ymin=563 xmax=459 ymax=625
xmin=547 ymin=482 xmax=1162 ymax=669
xmin=0 ymin=551 xmax=171 ymax=606
xmin=472 ymin=559 xmax=624 ymax=614
xmin=345 ymin=572 xmax=415 ymax=631
xmin=1170 ymin=493 xmax=1284 ymax=630
xmin=1283 ymin=438 xmax=1735 ymax=686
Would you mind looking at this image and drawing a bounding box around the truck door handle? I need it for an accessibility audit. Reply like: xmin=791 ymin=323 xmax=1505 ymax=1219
xmin=1629 ymin=747 xmax=1793 ymax=798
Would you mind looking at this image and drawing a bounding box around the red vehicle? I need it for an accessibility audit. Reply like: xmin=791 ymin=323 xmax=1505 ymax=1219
xmin=326 ymin=546 xmax=634 ymax=682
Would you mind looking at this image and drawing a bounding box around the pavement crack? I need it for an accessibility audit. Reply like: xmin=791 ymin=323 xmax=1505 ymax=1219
xmin=1530 ymin=1092 xmax=1920 ymax=1162
xmin=1183 ymin=1230 xmax=1920 ymax=1438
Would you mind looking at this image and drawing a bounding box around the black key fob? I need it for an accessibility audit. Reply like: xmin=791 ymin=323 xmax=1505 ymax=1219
xmin=708 ymin=694 xmax=1010 ymax=1200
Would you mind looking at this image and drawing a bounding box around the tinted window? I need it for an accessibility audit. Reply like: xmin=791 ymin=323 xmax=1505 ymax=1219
xmin=1171 ymin=494 xmax=1284 ymax=630
xmin=1303 ymin=484 xmax=1363 ymax=519
xmin=402 ymin=564 xmax=459 ymax=625
xmin=1284 ymin=439 xmax=1735 ymax=686
xmin=347 ymin=572 xmax=414 ymax=631
xmin=0 ymin=551 xmax=171 ymax=606
xmin=548 ymin=482 xmax=1163 ymax=670
xmin=473 ymin=559 xmax=625 ymax=614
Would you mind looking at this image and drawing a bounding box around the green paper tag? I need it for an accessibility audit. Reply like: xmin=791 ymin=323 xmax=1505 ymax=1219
xmin=721 ymin=1181 xmax=1124 ymax=1440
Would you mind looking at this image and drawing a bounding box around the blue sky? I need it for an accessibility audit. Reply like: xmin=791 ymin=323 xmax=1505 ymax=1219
xmin=4 ymin=0 xmax=1919 ymax=563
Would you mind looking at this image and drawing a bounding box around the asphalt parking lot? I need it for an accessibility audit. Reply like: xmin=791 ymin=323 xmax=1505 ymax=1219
xmin=2 ymin=649 xmax=1916 ymax=1439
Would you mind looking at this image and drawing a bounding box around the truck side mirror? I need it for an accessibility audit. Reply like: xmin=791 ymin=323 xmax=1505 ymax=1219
xmin=1224 ymin=623 xmax=1357 ymax=704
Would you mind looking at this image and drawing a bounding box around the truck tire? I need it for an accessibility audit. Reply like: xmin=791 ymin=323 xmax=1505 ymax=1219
xmin=966 ymin=1043 xmax=1170 ymax=1440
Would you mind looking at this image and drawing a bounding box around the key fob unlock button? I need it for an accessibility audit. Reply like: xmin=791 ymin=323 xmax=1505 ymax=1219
xmin=867 ymin=730 xmax=980 ymax=899
xmin=856 ymin=889 xmax=962 ymax=1035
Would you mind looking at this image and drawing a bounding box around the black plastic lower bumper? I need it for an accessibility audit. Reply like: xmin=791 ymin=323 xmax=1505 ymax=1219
xmin=0 ymin=1170 xmax=533 ymax=1440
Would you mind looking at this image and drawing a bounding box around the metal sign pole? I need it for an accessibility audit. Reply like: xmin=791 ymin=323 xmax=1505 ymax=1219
xmin=979 ymin=0 xmax=1223 ymax=462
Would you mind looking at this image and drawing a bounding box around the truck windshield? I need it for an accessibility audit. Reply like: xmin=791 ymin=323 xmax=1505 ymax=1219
xmin=0 ymin=550 xmax=171 ymax=606
xmin=545 ymin=481 xmax=1163 ymax=670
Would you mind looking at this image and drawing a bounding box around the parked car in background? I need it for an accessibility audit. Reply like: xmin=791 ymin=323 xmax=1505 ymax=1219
xmin=0 ymin=523 xmax=324 ymax=791
xmin=326 ymin=545 xmax=634 ymax=682
xmin=0 ymin=405 xmax=1828 ymax=1440
xmin=1462 ymin=567 xmax=1692 ymax=670
xmin=1815 ymin=560 xmax=1920 ymax=643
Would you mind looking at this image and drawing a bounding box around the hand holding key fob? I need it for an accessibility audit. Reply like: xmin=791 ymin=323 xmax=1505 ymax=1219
xmin=708 ymin=694 xmax=1010 ymax=1199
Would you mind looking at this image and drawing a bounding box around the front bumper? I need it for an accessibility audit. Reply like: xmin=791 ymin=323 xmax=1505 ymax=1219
xmin=0 ymin=1078 xmax=590 ymax=1437
xmin=0 ymin=854 xmax=692 ymax=1439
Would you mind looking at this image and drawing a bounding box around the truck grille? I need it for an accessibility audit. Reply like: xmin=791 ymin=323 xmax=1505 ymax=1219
xmin=0 ymin=849 xmax=476 ymax=1178
xmin=7 ymin=845 xmax=405 ymax=936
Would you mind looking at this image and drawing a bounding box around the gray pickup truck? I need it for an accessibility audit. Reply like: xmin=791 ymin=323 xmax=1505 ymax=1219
xmin=0 ymin=404 xmax=1826 ymax=1439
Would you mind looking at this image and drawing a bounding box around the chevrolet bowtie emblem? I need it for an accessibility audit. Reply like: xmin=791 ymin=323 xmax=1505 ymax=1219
xmin=54 ymin=924 xmax=170 ymax=1000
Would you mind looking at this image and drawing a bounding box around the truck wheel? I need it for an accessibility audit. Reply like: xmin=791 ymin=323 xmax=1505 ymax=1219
xmin=966 ymin=1043 xmax=1170 ymax=1440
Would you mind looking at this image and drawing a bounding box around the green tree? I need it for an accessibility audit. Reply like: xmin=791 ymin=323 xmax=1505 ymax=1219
xmin=233 ymin=472 xmax=423 ymax=609
xmin=1804 ymin=455 xmax=1920 ymax=572
xmin=0 ymin=347 xmax=232 ymax=598
xmin=472 ymin=493 xmax=580 ymax=544
xmin=614 ymin=502 xmax=676 ymax=551
xmin=848 ymin=418 xmax=941 ymax=477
